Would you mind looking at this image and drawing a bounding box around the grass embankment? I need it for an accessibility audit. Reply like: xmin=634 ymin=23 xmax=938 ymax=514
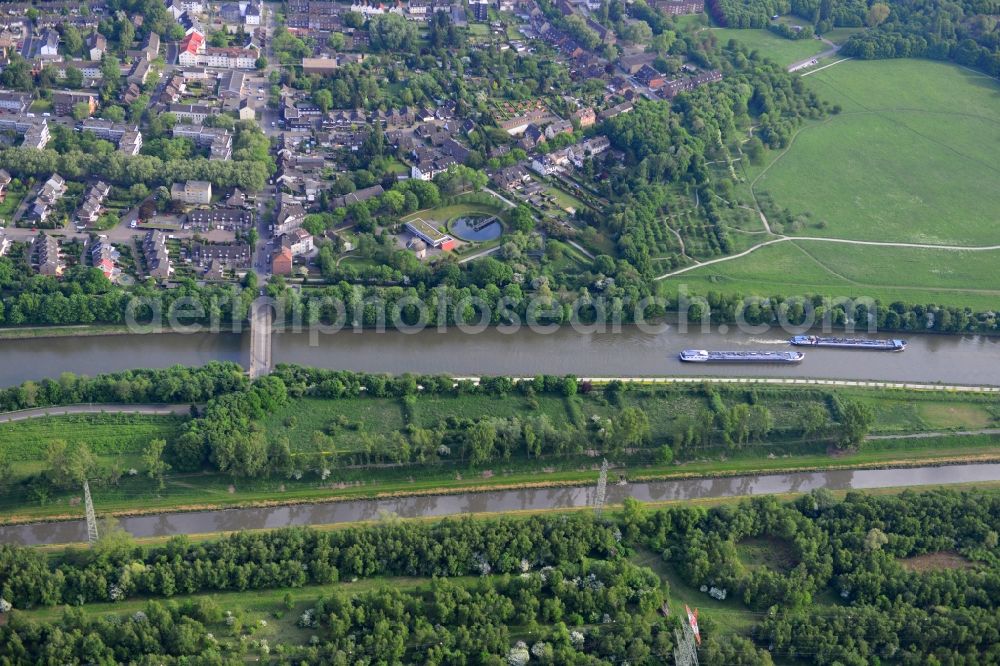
xmin=0 ymin=323 xmax=151 ymax=340
xmin=663 ymin=59 xmax=1000 ymax=310
xmin=3 ymin=385 xmax=999 ymax=524
xmin=1 ymin=413 xmax=186 ymax=476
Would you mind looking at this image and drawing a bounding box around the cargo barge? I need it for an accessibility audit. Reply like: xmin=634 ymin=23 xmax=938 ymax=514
xmin=790 ymin=336 xmax=906 ymax=351
xmin=679 ymin=350 xmax=805 ymax=364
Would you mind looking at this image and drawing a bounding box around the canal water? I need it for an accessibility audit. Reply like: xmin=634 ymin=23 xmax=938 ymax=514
xmin=0 ymin=326 xmax=996 ymax=387
xmin=2 ymin=463 xmax=998 ymax=546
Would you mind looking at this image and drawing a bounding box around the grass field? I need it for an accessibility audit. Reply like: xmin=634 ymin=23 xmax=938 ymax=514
xmin=0 ymin=414 xmax=186 ymax=463
xmin=667 ymin=240 xmax=1000 ymax=311
xmin=755 ymin=60 xmax=1000 ymax=245
xmin=711 ymin=28 xmax=830 ymax=65
xmin=670 ymin=59 xmax=1000 ymax=310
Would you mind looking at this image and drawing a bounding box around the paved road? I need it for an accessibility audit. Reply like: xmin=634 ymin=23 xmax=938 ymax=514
xmin=453 ymin=376 xmax=1000 ymax=393
xmin=788 ymin=38 xmax=841 ymax=73
xmin=0 ymin=404 xmax=192 ymax=424
xmin=867 ymin=429 xmax=1000 ymax=441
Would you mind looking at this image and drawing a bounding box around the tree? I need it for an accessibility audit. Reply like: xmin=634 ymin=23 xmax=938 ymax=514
xmin=143 ymin=439 xmax=171 ymax=490
xmin=327 ymin=32 xmax=346 ymax=50
xmin=368 ymin=14 xmax=417 ymax=52
xmin=866 ymin=3 xmax=890 ymax=27
xmin=255 ymin=56 xmax=268 ymax=70
xmin=211 ymin=429 xmax=269 ymax=478
xmin=510 ymin=205 xmax=534 ymax=233
xmin=103 ymin=105 xmax=125 ymax=122
xmin=63 ymin=66 xmax=84 ymax=89
xmin=62 ymin=26 xmax=84 ymax=56
xmin=313 ymin=89 xmax=333 ymax=113
xmin=838 ymin=400 xmax=874 ymax=448
xmin=93 ymin=516 xmax=136 ymax=562
xmin=44 ymin=440 xmax=96 ymax=490
xmin=72 ymin=102 xmax=93 ymax=121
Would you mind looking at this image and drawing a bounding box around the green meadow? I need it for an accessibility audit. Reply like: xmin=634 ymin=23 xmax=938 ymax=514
xmin=753 ymin=60 xmax=1000 ymax=245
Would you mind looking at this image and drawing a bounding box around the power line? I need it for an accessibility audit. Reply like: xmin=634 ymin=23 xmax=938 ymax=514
xmin=594 ymin=458 xmax=608 ymax=517
xmin=83 ymin=480 xmax=99 ymax=546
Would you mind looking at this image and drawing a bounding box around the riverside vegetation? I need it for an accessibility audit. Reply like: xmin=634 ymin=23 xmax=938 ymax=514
xmin=1 ymin=363 xmax=999 ymax=521
xmin=1 ymin=488 xmax=999 ymax=663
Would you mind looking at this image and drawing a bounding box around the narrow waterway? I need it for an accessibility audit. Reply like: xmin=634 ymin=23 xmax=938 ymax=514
xmin=3 ymin=463 xmax=998 ymax=546
xmin=0 ymin=326 xmax=997 ymax=387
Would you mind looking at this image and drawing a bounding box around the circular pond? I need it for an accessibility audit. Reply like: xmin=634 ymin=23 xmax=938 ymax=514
xmin=449 ymin=215 xmax=503 ymax=242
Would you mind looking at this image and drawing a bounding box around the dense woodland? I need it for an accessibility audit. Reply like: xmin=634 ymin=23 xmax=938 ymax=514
xmin=1 ymin=489 xmax=999 ymax=663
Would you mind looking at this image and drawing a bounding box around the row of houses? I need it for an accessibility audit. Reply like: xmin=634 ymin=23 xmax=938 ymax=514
xmin=78 ymin=119 xmax=143 ymax=155
xmin=177 ymin=30 xmax=259 ymax=68
xmin=33 ymin=233 xmax=63 ymax=276
xmin=143 ymin=230 xmax=172 ymax=279
xmin=31 ymin=174 xmax=67 ymax=223
xmin=75 ymin=181 xmax=111 ymax=228
xmin=91 ymin=235 xmax=120 ymax=281
xmin=0 ymin=115 xmax=51 ymax=149
xmin=172 ymin=125 xmax=233 ymax=160
xmin=530 ymin=136 xmax=611 ymax=175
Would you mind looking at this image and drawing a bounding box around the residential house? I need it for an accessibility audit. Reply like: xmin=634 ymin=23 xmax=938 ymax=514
xmin=572 ymin=107 xmax=596 ymax=128
xmin=33 ymin=233 xmax=63 ymax=276
xmin=31 ymin=173 xmax=67 ymax=222
xmin=52 ymin=91 xmax=97 ymax=117
xmin=91 ymin=236 xmax=120 ymax=281
xmin=598 ymin=101 xmax=633 ymax=120
xmin=218 ymin=69 xmax=246 ymax=99
xmin=170 ymin=180 xmax=212 ymax=204
xmin=0 ymin=230 xmax=9 ymax=257
xmin=0 ymin=91 xmax=31 ymax=113
xmin=661 ymin=69 xmax=723 ymax=98
xmin=635 ymin=64 xmax=665 ymax=90
xmin=21 ymin=120 xmax=51 ymax=149
xmin=619 ymin=51 xmax=656 ymax=75
xmin=168 ymin=103 xmax=216 ymax=124
xmin=187 ymin=207 xmax=253 ymax=231
xmin=274 ymin=194 xmax=306 ymax=234
xmin=271 ymin=246 xmax=293 ymax=275
xmin=37 ymin=28 xmax=60 ymax=59
xmin=545 ymin=119 xmax=573 ymax=139
xmin=244 ymin=3 xmax=261 ymax=26
xmin=0 ymin=169 xmax=10 ymax=202
xmin=219 ymin=2 xmax=242 ymax=23
xmin=75 ymin=181 xmax=110 ymax=227
xmin=491 ymin=164 xmax=530 ymax=191
xmin=191 ymin=241 xmax=250 ymax=269
xmin=127 ymin=56 xmax=150 ymax=86
xmin=177 ymin=30 xmax=205 ymax=65
xmin=119 ymin=129 xmax=143 ymax=155
xmin=143 ymin=230 xmax=172 ymax=279
xmin=88 ymin=32 xmax=107 ymax=60
xmin=140 ymin=32 xmax=160 ymax=60
xmin=332 ymin=184 xmax=384 ymax=209
xmin=281 ymin=228 xmax=314 ymax=256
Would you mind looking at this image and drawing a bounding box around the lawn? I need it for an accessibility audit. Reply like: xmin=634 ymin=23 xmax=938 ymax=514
xmin=664 ymin=239 xmax=1000 ymax=311
xmin=0 ymin=414 xmax=186 ymax=463
xmin=262 ymin=397 xmax=405 ymax=453
xmin=711 ymin=28 xmax=830 ymax=66
xmin=0 ymin=183 xmax=28 ymax=220
xmin=752 ymin=60 xmax=1000 ymax=246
